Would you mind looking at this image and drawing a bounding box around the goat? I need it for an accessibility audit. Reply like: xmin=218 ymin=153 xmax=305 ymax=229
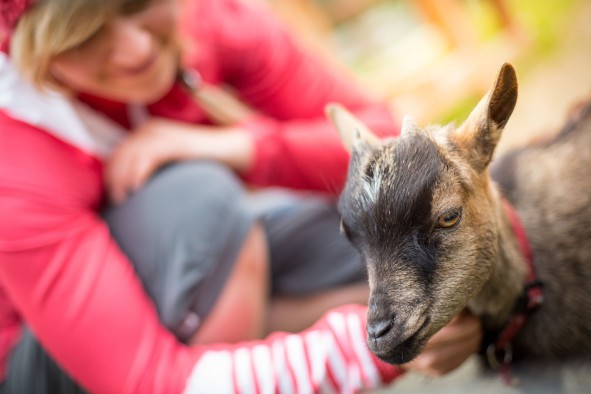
xmin=327 ymin=63 xmax=591 ymax=367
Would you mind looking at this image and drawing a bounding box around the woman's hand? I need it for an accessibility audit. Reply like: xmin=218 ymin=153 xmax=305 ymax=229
xmin=402 ymin=309 xmax=483 ymax=377
xmin=105 ymin=118 xmax=253 ymax=203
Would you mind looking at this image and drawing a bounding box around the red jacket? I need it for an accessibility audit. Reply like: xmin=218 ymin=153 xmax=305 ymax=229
xmin=0 ymin=0 xmax=400 ymax=392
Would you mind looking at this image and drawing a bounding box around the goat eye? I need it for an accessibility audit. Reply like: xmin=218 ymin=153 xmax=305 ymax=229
xmin=437 ymin=208 xmax=462 ymax=229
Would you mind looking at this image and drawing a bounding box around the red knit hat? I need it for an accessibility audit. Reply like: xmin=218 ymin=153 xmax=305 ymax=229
xmin=1 ymin=0 xmax=37 ymax=50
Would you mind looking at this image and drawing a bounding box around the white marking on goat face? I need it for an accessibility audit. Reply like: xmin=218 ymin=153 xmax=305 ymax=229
xmin=360 ymin=163 xmax=383 ymax=205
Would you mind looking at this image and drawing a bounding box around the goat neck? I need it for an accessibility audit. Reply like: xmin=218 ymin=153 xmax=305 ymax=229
xmin=468 ymin=185 xmax=529 ymax=330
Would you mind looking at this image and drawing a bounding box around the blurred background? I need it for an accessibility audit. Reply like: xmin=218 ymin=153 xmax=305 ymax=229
xmin=265 ymin=0 xmax=591 ymax=157
xmin=263 ymin=1 xmax=591 ymax=392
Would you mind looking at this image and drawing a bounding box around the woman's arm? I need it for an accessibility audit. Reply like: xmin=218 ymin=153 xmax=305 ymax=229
xmin=180 ymin=0 xmax=400 ymax=194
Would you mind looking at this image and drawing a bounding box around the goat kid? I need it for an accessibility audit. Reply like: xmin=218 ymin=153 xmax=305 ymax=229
xmin=327 ymin=63 xmax=591 ymax=366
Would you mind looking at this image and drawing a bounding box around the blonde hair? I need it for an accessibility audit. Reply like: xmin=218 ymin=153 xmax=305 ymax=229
xmin=10 ymin=0 xmax=118 ymax=88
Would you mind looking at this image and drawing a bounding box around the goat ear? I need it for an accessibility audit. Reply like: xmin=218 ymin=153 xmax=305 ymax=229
xmin=325 ymin=103 xmax=380 ymax=153
xmin=453 ymin=63 xmax=518 ymax=172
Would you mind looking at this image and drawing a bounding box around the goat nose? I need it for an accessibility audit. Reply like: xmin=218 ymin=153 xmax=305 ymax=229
xmin=367 ymin=318 xmax=393 ymax=340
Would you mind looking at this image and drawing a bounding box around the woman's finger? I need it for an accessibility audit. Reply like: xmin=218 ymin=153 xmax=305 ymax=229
xmin=106 ymin=143 xmax=137 ymax=204
xmin=130 ymin=154 xmax=158 ymax=193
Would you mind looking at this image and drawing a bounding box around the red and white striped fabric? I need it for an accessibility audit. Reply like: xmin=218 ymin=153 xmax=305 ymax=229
xmin=184 ymin=305 xmax=402 ymax=394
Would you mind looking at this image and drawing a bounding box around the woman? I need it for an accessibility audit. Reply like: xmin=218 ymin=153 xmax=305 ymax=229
xmin=0 ymin=0 xmax=482 ymax=392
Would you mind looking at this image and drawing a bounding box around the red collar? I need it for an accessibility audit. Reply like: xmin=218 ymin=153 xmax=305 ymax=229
xmin=501 ymin=200 xmax=544 ymax=310
xmin=485 ymin=200 xmax=544 ymax=383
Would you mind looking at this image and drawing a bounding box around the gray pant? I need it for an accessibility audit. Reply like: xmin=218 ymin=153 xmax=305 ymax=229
xmin=2 ymin=161 xmax=364 ymax=393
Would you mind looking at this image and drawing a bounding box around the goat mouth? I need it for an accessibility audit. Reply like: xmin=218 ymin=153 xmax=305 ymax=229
xmin=371 ymin=316 xmax=431 ymax=365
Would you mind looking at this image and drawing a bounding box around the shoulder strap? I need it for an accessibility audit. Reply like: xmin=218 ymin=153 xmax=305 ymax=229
xmin=179 ymin=69 xmax=256 ymax=126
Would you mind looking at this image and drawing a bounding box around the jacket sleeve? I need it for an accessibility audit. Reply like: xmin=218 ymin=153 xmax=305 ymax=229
xmin=0 ymin=120 xmax=401 ymax=393
xmin=183 ymin=0 xmax=400 ymax=194
xmin=183 ymin=304 xmax=403 ymax=393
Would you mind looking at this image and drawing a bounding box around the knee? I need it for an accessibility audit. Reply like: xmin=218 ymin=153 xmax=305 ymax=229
xmin=149 ymin=161 xmax=245 ymax=209
xmin=105 ymin=161 xmax=251 ymax=245
xmin=123 ymin=161 xmax=249 ymax=230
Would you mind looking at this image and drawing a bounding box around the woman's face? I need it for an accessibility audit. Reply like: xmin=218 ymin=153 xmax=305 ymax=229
xmin=50 ymin=0 xmax=180 ymax=104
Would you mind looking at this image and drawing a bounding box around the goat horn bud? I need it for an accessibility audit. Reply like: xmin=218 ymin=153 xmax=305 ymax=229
xmin=401 ymin=115 xmax=419 ymax=136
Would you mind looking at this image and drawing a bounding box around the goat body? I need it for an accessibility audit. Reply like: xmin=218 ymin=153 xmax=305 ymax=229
xmin=328 ymin=64 xmax=591 ymax=365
